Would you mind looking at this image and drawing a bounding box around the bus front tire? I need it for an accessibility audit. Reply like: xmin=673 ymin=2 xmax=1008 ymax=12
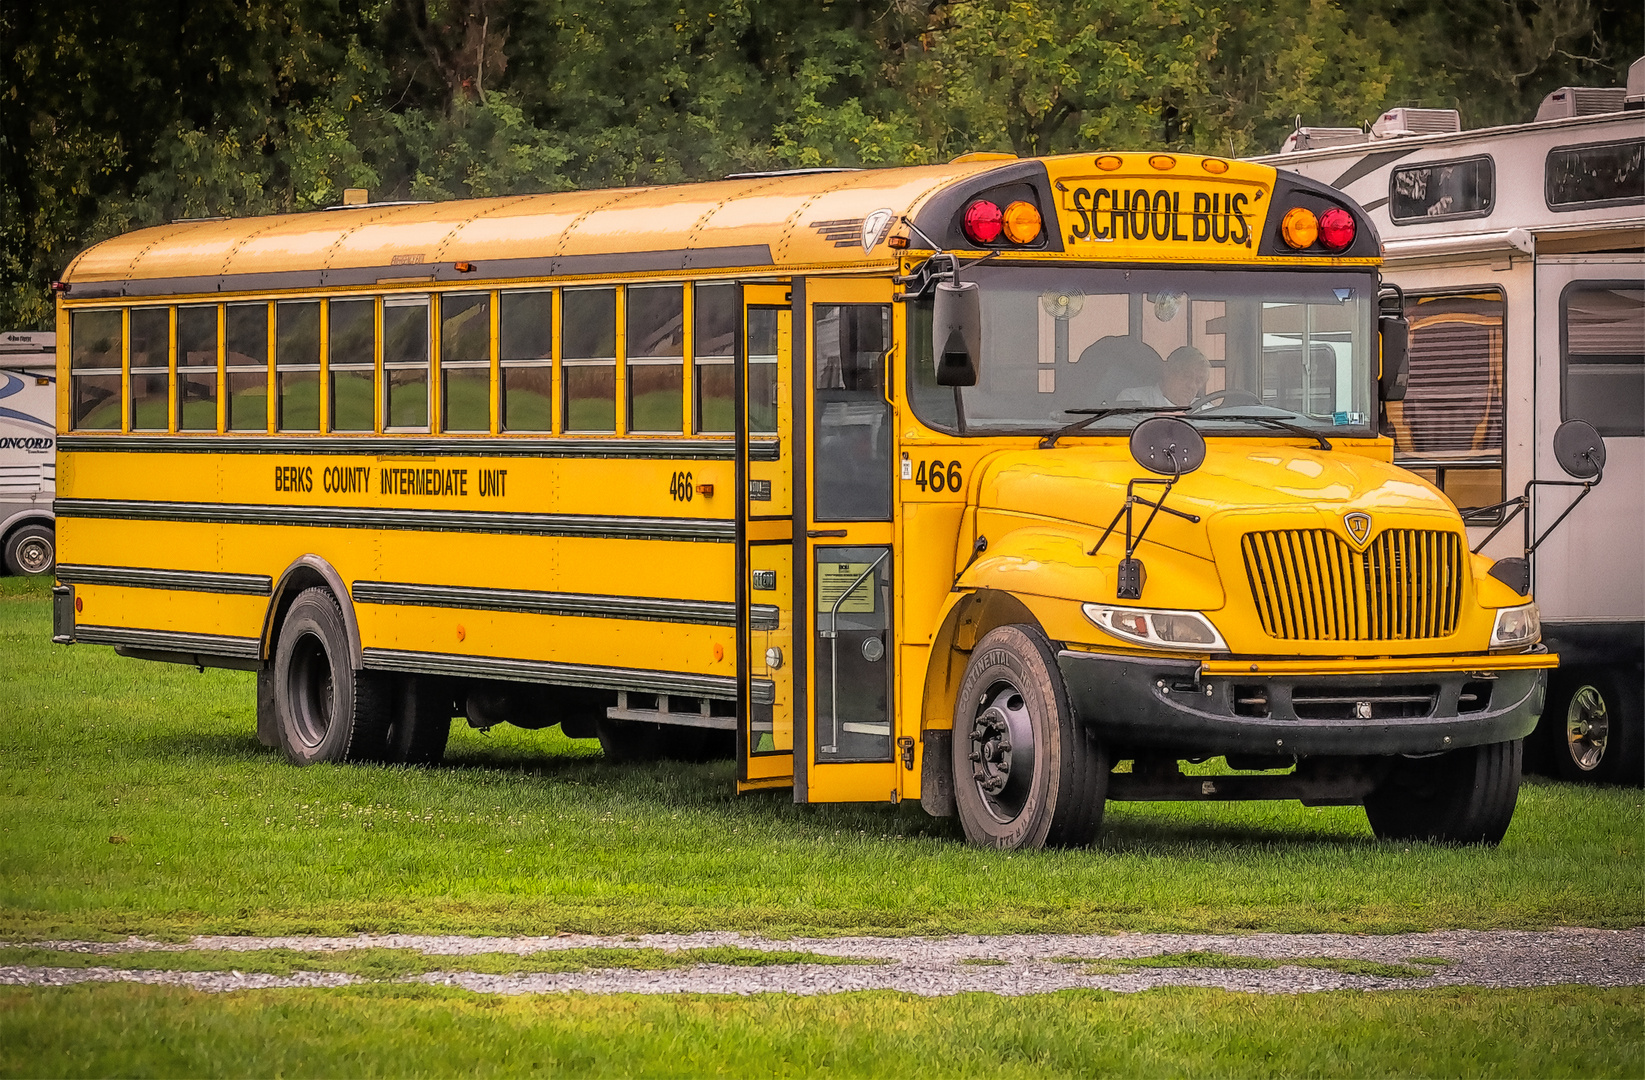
xmin=3 ymin=523 xmax=55 ymax=576
xmin=1364 ymin=740 xmax=1522 ymax=845
xmin=1549 ymin=667 xmax=1643 ymax=786
xmin=950 ymin=624 xmax=1108 ymax=850
xmin=273 ymin=587 xmax=389 ymax=766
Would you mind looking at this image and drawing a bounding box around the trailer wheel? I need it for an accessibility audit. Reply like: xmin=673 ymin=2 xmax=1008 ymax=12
xmin=1364 ymin=740 xmax=1522 ymax=845
xmin=950 ymin=624 xmax=1107 ymax=850
xmin=272 ymin=587 xmax=389 ymax=765
xmin=1552 ymin=668 xmax=1643 ymax=786
xmin=3 ymin=523 xmax=55 ymax=576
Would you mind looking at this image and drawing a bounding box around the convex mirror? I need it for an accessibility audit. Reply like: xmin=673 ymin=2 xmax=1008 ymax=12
xmin=1130 ymin=416 xmax=1206 ymax=476
xmin=1553 ymin=418 xmax=1606 ymax=479
xmin=1378 ymin=314 xmax=1410 ymax=402
xmin=933 ymin=280 xmax=982 ymax=386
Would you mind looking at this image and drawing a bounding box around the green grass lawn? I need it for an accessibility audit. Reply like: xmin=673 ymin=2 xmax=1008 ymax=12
xmin=1 ymin=984 xmax=1639 ymax=1079
xmin=2 ymin=574 xmax=1641 ymax=940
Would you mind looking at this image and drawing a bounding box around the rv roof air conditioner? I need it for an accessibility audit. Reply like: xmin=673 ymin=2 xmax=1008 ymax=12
xmin=1535 ymin=86 xmax=1627 ymax=121
xmin=1370 ymin=108 xmax=1461 ymax=138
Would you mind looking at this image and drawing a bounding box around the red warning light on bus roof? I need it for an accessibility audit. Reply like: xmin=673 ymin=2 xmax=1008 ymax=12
xmin=962 ymin=200 xmax=1004 ymax=244
xmin=1319 ymin=207 xmax=1356 ymax=252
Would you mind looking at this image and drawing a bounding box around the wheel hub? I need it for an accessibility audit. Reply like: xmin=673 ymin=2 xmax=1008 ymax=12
xmin=1565 ymin=685 xmax=1610 ymax=771
xmin=968 ymin=682 xmax=1034 ymax=822
xmin=16 ymin=537 xmax=50 ymax=574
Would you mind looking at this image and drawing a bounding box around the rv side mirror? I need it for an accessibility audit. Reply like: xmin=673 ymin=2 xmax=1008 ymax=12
xmin=1378 ymin=315 xmax=1409 ymax=402
xmin=933 ymin=280 xmax=982 ymax=386
xmin=1553 ymin=418 xmax=1606 ymax=479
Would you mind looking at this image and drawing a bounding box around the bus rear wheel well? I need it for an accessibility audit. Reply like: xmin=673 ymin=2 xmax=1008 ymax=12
xmin=262 ymin=557 xmax=362 ymax=670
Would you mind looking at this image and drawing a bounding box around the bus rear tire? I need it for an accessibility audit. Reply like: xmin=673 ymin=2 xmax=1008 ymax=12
xmin=1364 ymin=740 xmax=1522 ymax=845
xmin=273 ymin=587 xmax=389 ymax=766
xmin=950 ymin=624 xmax=1108 ymax=850
xmin=1551 ymin=667 xmax=1643 ymax=786
xmin=385 ymin=676 xmax=452 ymax=766
xmin=3 ymin=523 xmax=55 ymax=576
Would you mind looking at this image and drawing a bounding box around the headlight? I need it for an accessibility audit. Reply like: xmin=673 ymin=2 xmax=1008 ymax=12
xmin=1083 ymin=604 xmax=1228 ymax=651
xmin=1490 ymin=602 xmax=1540 ymax=650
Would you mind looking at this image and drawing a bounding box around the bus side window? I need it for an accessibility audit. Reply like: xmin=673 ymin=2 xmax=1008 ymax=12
xmin=441 ymin=292 xmax=491 ymax=433
xmin=814 ymin=304 xmax=892 ymax=521
xmin=70 ymin=308 xmax=122 ymax=430
xmin=627 ymin=284 xmax=685 ymax=433
xmin=383 ymin=297 xmax=430 ymax=431
xmin=225 ymin=303 xmax=269 ymax=432
xmin=176 ymin=305 xmax=220 ymax=431
xmin=694 ymin=283 xmax=738 ymax=434
xmin=499 ymin=290 xmax=553 ymax=432
xmin=562 ymin=287 xmax=617 ymax=433
xmin=328 ymin=299 xmax=376 ymax=432
xmin=276 ymin=301 xmax=321 ymax=432
xmin=128 ymin=307 xmax=170 ymax=431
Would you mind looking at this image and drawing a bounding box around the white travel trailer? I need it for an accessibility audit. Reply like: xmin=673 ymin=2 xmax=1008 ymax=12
xmin=0 ymin=331 xmax=57 ymax=575
xmin=1255 ymin=63 xmax=1644 ymax=785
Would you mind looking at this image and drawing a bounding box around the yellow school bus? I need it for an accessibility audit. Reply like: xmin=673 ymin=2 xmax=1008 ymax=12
xmin=51 ymin=151 xmax=1579 ymax=849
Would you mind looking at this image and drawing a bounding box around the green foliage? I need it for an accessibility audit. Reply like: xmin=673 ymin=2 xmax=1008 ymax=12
xmin=2 ymin=0 xmax=1639 ymax=323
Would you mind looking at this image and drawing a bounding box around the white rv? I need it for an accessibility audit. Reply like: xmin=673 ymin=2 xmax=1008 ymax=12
xmin=0 ymin=331 xmax=56 ymax=576
xmin=1256 ymin=62 xmax=1644 ymax=785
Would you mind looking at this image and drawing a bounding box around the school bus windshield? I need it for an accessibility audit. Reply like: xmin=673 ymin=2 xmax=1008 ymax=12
xmin=909 ymin=266 xmax=1378 ymax=437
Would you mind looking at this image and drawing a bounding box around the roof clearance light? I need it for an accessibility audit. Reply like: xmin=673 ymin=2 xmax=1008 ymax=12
xmin=962 ymin=199 xmax=1004 ymax=244
xmin=1095 ymin=155 xmax=1123 ymax=171
xmin=1318 ymin=207 xmax=1356 ymax=251
xmin=1149 ymin=155 xmax=1176 ymax=170
xmin=1201 ymin=158 xmax=1230 ymax=175
xmin=1001 ymin=200 xmax=1043 ymax=244
xmin=1281 ymin=206 xmax=1319 ymax=249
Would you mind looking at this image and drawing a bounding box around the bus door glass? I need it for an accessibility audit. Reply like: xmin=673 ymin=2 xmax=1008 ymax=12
xmin=738 ymin=284 xmax=795 ymax=788
xmin=800 ymin=278 xmax=899 ymax=803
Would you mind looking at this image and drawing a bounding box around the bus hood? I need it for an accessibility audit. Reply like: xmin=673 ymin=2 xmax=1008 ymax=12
xmin=974 ymin=442 xmax=1460 ymax=564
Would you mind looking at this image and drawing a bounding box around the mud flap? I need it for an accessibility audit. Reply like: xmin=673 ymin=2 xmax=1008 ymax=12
xmin=921 ymin=729 xmax=956 ymax=816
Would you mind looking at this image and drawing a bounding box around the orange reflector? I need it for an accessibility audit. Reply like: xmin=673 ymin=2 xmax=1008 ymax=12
xmin=1200 ymin=158 xmax=1230 ymax=174
xmin=453 ymin=261 xmax=477 ymax=273
xmin=1095 ymin=154 xmax=1123 ymax=171
xmin=1281 ymin=207 xmax=1318 ymax=249
xmin=1002 ymin=200 xmax=1043 ymax=244
xmin=1148 ymin=155 xmax=1176 ymax=170
xmin=887 ymin=234 xmax=909 ymax=249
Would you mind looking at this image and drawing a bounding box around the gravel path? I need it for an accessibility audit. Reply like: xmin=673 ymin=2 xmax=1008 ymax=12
xmin=5 ymin=928 xmax=1640 ymax=997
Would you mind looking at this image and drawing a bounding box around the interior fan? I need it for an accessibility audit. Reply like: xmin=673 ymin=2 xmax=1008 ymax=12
xmin=1040 ymin=289 xmax=1085 ymax=320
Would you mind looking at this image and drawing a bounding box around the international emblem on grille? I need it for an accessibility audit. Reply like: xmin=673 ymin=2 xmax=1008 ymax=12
xmin=1343 ymin=511 xmax=1372 ymax=548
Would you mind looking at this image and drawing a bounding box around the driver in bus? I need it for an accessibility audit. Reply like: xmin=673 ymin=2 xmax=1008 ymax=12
xmin=1117 ymin=345 xmax=1211 ymax=408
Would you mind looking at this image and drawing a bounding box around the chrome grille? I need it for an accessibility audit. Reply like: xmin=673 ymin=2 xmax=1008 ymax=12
xmin=1240 ymin=528 xmax=1463 ymax=641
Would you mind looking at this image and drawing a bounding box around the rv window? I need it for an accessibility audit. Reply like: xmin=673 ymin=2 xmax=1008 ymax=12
xmin=1390 ymin=157 xmax=1495 ymax=222
xmin=1562 ymin=283 xmax=1643 ymax=438
xmin=1386 ymin=291 xmax=1506 ymax=517
xmin=1546 ymin=139 xmax=1644 ymax=210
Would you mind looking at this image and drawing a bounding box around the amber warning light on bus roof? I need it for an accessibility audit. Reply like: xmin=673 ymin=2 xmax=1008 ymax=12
xmin=961 ymin=198 xmax=1043 ymax=245
xmin=1281 ymin=206 xmax=1356 ymax=253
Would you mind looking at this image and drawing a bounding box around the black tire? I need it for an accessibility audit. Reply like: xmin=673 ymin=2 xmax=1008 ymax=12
xmin=384 ymin=676 xmax=452 ymax=766
xmin=272 ymin=587 xmax=389 ymax=765
xmin=950 ymin=623 xmax=1108 ymax=850
xmin=596 ymin=718 xmax=731 ymax=763
xmin=1551 ymin=667 xmax=1644 ymax=786
xmin=3 ymin=523 xmax=54 ymax=576
xmin=1364 ymin=740 xmax=1522 ymax=845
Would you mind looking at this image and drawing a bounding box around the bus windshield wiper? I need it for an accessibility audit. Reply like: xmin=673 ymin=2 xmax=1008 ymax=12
xmin=1040 ymin=406 xmax=1184 ymax=449
xmin=1186 ymin=411 xmax=1333 ymax=451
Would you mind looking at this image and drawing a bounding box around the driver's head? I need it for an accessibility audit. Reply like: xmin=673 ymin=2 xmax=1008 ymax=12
xmin=1162 ymin=346 xmax=1210 ymax=406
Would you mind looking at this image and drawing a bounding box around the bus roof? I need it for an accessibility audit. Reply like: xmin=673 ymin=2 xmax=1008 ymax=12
xmin=58 ymin=153 xmax=1374 ymax=300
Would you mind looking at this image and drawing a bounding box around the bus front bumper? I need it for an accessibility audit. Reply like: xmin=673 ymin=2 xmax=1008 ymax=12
xmin=1055 ymin=648 xmax=1551 ymax=757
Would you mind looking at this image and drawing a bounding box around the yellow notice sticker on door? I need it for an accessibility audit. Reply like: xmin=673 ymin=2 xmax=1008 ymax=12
xmin=816 ymin=563 xmax=876 ymax=614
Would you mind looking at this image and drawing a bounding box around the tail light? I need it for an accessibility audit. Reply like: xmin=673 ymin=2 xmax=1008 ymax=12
xmin=1280 ymin=207 xmax=1318 ymax=249
xmin=962 ymin=199 xmax=1004 ymax=244
xmin=1318 ymin=207 xmax=1355 ymax=251
xmin=1001 ymin=200 xmax=1043 ymax=244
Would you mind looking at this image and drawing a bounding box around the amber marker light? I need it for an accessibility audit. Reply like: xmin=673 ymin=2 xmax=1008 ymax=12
xmin=1148 ymin=155 xmax=1176 ymax=170
xmin=1200 ymin=158 xmax=1230 ymax=174
xmin=453 ymin=261 xmax=477 ymax=273
xmin=1001 ymin=200 xmax=1043 ymax=244
xmin=1095 ymin=154 xmax=1123 ymax=171
xmin=1281 ymin=207 xmax=1319 ymax=249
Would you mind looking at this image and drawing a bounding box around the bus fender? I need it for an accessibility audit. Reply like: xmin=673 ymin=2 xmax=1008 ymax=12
xmin=261 ymin=555 xmax=363 ymax=671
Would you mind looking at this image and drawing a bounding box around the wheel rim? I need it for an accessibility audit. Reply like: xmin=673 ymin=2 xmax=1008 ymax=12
xmin=16 ymin=537 xmax=51 ymax=574
xmin=288 ymin=632 xmax=335 ymax=748
xmin=968 ymin=680 xmax=1036 ymax=823
xmin=1565 ymin=685 xmax=1610 ymax=771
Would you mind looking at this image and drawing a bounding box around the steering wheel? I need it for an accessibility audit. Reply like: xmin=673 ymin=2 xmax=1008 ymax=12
xmin=1187 ymin=388 xmax=1263 ymax=413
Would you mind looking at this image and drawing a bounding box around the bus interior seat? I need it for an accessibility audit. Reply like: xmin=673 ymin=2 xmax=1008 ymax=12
xmin=1069 ymin=335 xmax=1166 ymax=408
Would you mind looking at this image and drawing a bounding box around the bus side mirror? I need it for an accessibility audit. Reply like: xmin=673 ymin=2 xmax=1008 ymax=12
xmin=933 ymin=280 xmax=981 ymax=386
xmin=1378 ymin=315 xmax=1409 ymax=402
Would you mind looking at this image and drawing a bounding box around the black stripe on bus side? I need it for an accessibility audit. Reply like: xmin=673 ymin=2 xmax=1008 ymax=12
xmin=74 ymin=624 xmax=262 ymax=658
xmin=56 ymin=435 xmax=782 ymax=462
xmin=362 ymin=647 xmax=775 ymax=705
xmin=68 ymin=244 xmax=777 ymax=299
xmin=56 ymin=564 xmax=273 ymax=596
xmin=52 ymin=499 xmax=735 ymax=542
xmin=352 ymin=580 xmax=780 ymax=630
